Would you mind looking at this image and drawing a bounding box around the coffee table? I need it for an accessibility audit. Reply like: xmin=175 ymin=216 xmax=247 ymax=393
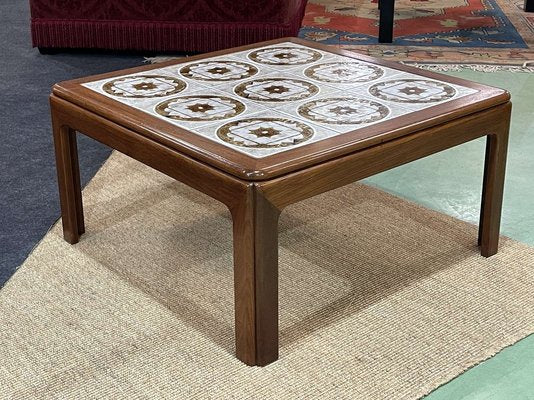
xmin=51 ymin=37 xmax=511 ymax=366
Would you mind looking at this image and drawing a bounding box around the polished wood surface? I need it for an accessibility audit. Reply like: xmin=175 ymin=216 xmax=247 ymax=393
xmin=51 ymin=37 xmax=511 ymax=366
xmin=231 ymin=186 xmax=280 ymax=366
xmin=478 ymin=111 xmax=510 ymax=256
xmin=52 ymin=37 xmax=510 ymax=181
xmin=52 ymin=112 xmax=84 ymax=244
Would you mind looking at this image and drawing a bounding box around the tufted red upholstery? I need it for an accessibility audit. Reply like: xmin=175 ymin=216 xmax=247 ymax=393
xmin=30 ymin=0 xmax=308 ymax=52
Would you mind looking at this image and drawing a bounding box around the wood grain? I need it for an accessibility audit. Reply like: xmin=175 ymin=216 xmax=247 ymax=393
xmin=478 ymin=104 xmax=511 ymax=256
xmin=230 ymin=186 xmax=280 ymax=366
xmin=51 ymin=108 xmax=84 ymax=244
xmin=50 ymin=95 xmax=248 ymax=209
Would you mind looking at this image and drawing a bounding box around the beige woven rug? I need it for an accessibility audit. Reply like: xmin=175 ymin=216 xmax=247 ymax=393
xmin=2 ymin=152 xmax=534 ymax=399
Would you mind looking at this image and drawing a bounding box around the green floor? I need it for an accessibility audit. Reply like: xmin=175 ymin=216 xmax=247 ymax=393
xmin=364 ymin=70 xmax=534 ymax=398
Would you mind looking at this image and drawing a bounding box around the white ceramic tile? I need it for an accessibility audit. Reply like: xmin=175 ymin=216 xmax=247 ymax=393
xmin=148 ymin=90 xmax=267 ymax=133
xmin=361 ymin=72 xmax=478 ymax=112
xmin=81 ymin=41 xmax=480 ymax=159
xmin=290 ymin=60 xmax=404 ymax=92
xmin=188 ymin=110 xmax=314 ymax=157
xmin=273 ymin=92 xmax=409 ymax=134
xmin=209 ymin=72 xmax=331 ymax=103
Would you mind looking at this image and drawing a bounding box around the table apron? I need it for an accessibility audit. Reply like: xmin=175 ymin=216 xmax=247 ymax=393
xmin=257 ymin=102 xmax=512 ymax=210
xmin=50 ymin=95 xmax=250 ymax=210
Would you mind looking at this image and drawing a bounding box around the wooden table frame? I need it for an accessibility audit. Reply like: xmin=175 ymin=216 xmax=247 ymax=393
xmin=51 ymin=38 xmax=511 ymax=366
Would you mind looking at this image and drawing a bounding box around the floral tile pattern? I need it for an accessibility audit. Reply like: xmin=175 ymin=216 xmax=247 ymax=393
xmin=248 ymin=46 xmax=323 ymax=65
xmin=155 ymin=95 xmax=245 ymax=122
xmin=82 ymin=42 xmax=479 ymax=158
xmin=179 ymin=60 xmax=258 ymax=82
xmin=304 ymin=62 xmax=384 ymax=83
xmin=369 ymin=79 xmax=457 ymax=104
xmin=298 ymin=97 xmax=389 ymax=125
xmin=217 ymin=118 xmax=315 ymax=148
xmin=234 ymin=77 xmax=320 ymax=102
xmin=102 ymin=75 xmax=186 ymax=98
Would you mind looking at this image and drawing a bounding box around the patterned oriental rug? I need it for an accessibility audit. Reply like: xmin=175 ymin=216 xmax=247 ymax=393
xmin=299 ymin=0 xmax=534 ymax=66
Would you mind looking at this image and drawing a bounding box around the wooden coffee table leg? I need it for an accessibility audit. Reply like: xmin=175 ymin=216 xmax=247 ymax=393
xmin=231 ymin=185 xmax=280 ymax=366
xmin=478 ymin=124 xmax=510 ymax=257
xmin=52 ymin=114 xmax=85 ymax=244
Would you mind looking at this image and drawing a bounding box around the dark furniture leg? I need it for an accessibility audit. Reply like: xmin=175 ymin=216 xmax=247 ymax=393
xmin=478 ymin=112 xmax=510 ymax=257
xmin=525 ymin=0 xmax=534 ymax=12
xmin=379 ymin=0 xmax=395 ymax=43
xmin=52 ymin=114 xmax=85 ymax=244
xmin=231 ymin=186 xmax=281 ymax=366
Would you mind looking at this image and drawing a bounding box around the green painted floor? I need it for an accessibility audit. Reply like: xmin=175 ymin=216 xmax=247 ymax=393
xmin=364 ymin=70 xmax=534 ymax=399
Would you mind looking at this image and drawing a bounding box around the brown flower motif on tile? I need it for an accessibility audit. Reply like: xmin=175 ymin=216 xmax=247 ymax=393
xmin=298 ymin=97 xmax=390 ymax=125
xmin=235 ymin=78 xmax=319 ymax=102
xmin=248 ymin=47 xmax=322 ymax=65
xmin=369 ymin=79 xmax=456 ymax=103
xmin=133 ymin=82 xmax=158 ymax=91
xmin=398 ymin=86 xmax=427 ymax=96
xmin=180 ymin=61 xmax=258 ymax=81
xmin=264 ymin=85 xmax=291 ymax=95
xmin=329 ymin=106 xmax=359 ymax=115
xmin=304 ymin=62 xmax=384 ymax=83
xmin=187 ymin=103 xmax=215 ymax=113
xmin=217 ymin=118 xmax=314 ymax=148
xmin=274 ymin=53 xmax=297 ymax=60
xmin=103 ymin=75 xmax=186 ymax=98
xmin=250 ymin=127 xmax=281 ymax=138
xmin=155 ymin=95 xmax=245 ymax=122
xmin=206 ymin=67 xmax=231 ymax=75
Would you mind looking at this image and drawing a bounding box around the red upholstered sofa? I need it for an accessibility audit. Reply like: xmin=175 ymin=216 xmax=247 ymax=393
xmin=30 ymin=0 xmax=308 ymax=53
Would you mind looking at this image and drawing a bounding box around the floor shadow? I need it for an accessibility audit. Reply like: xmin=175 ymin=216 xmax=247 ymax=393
xmin=75 ymin=172 xmax=482 ymax=357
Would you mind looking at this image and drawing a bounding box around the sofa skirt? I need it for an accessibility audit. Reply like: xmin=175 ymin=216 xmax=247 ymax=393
xmin=31 ymin=19 xmax=302 ymax=52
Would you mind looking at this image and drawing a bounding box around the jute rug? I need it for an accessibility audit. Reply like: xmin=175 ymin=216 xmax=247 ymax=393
xmin=2 ymin=152 xmax=534 ymax=399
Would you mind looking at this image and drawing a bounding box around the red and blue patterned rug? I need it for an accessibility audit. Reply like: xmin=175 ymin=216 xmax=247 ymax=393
xmin=299 ymin=0 xmax=534 ymax=64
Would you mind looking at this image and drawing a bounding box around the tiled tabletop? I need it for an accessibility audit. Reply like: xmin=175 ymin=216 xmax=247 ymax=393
xmin=83 ymin=42 xmax=478 ymax=159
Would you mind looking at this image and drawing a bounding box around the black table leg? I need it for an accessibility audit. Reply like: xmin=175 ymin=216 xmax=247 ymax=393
xmin=378 ymin=0 xmax=395 ymax=43
xmin=526 ymin=0 xmax=534 ymax=12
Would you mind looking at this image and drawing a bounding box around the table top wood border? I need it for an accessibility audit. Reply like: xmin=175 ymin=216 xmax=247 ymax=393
xmin=52 ymin=37 xmax=510 ymax=181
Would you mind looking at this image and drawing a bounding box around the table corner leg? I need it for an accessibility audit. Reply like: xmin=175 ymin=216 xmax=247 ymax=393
xmin=230 ymin=185 xmax=281 ymax=366
xmin=478 ymin=112 xmax=510 ymax=257
xmin=52 ymin=111 xmax=85 ymax=244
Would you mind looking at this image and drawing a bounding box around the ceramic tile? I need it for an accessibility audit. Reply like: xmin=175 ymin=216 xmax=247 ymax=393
xmin=292 ymin=61 xmax=405 ymax=91
xmin=82 ymin=41 xmax=479 ymax=159
xmin=228 ymin=43 xmax=341 ymax=75
xmin=149 ymin=90 xmax=267 ymax=133
xmin=188 ymin=110 xmax=315 ymax=158
xmin=273 ymin=92 xmax=410 ymax=134
xmin=207 ymin=72 xmax=339 ymax=104
xmin=361 ymin=72 xmax=478 ymax=112
xmin=192 ymin=110 xmax=354 ymax=158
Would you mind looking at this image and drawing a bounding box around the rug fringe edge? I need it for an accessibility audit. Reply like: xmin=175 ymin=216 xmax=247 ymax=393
xmin=401 ymin=62 xmax=534 ymax=73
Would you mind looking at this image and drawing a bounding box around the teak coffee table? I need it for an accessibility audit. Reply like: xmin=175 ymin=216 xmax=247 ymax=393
xmin=51 ymin=38 xmax=511 ymax=366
